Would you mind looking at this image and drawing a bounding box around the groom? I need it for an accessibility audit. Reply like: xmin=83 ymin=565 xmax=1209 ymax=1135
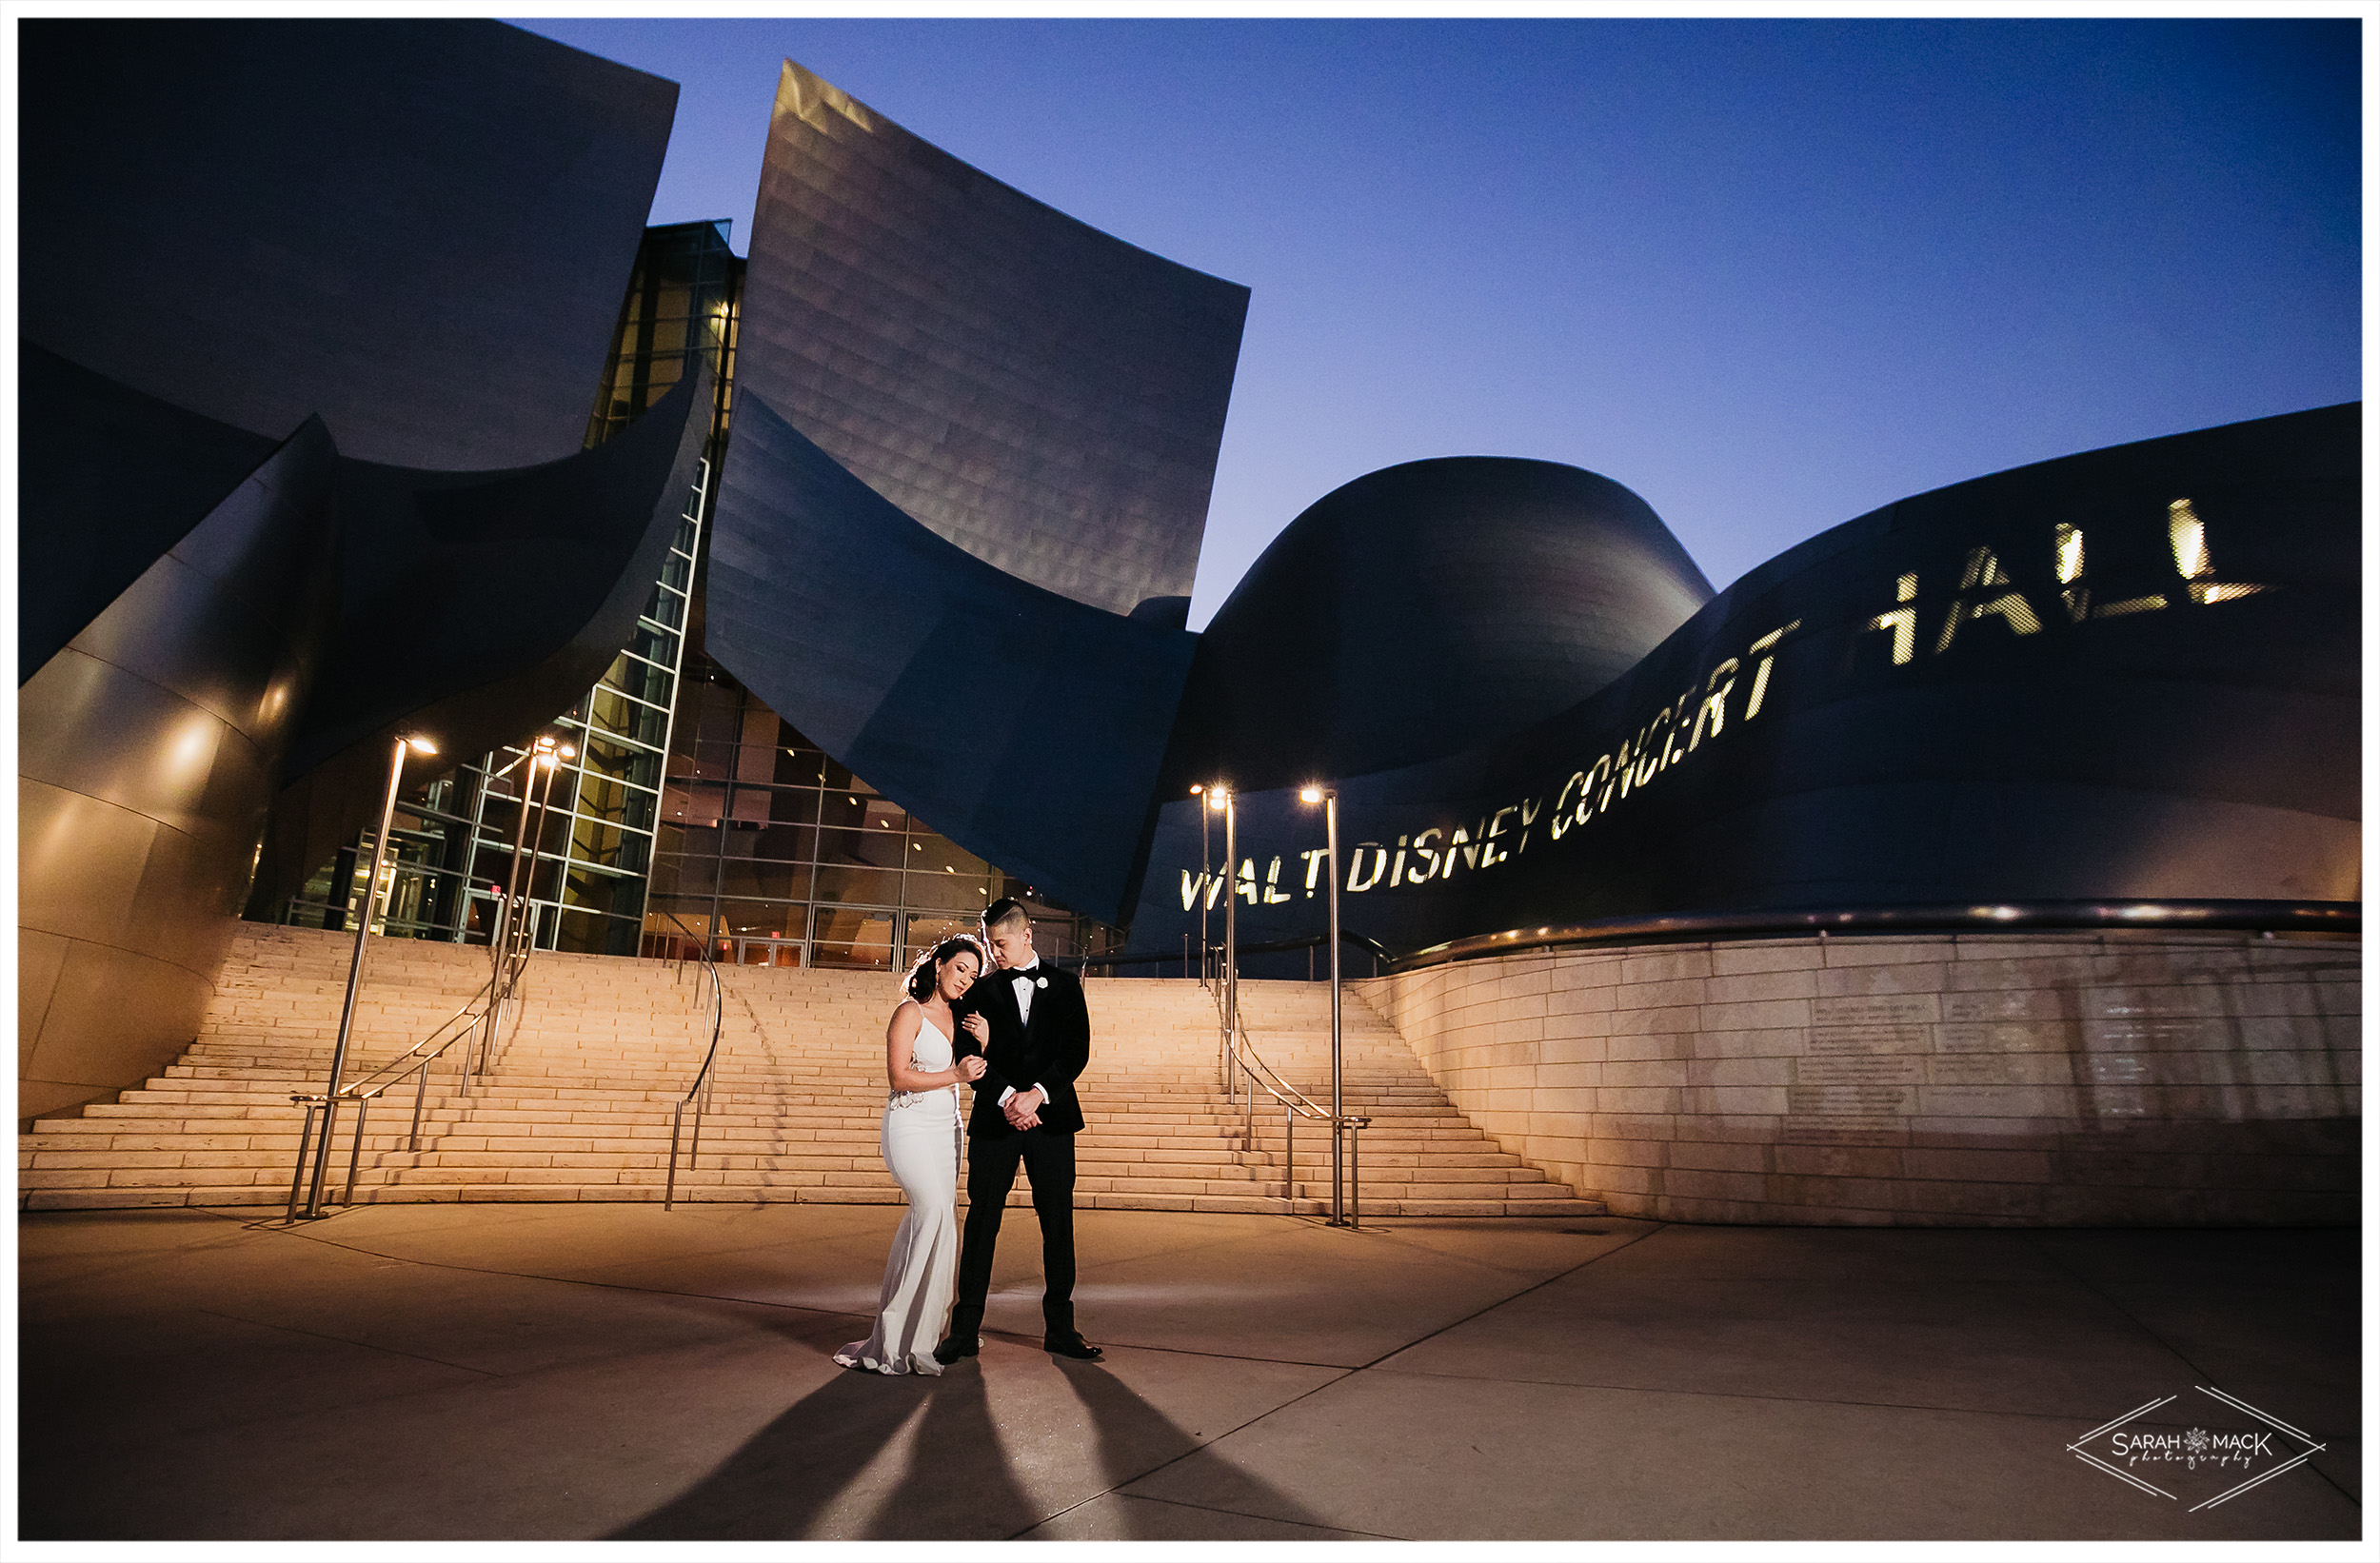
xmin=936 ymin=897 xmax=1102 ymax=1363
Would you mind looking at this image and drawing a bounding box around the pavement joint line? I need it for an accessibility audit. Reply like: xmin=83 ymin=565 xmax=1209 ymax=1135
xmin=188 ymin=1304 xmax=504 ymax=1379
xmin=1017 ymin=1219 xmax=1673 ymax=1538
xmin=2017 ymin=1229 xmax=2365 ymax=1508
xmin=1032 ymin=1487 xmax=1403 ymax=1542
xmin=1348 ymin=1219 xmax=1671 ymax=1374
xmin=239 ymin=1213 xmax=880 ymax=1327
xmin=1009 ymin=1365 xmax=1361 ymax=1541
xmin=1352 ymin=1363 xmax=2258 ymax=1427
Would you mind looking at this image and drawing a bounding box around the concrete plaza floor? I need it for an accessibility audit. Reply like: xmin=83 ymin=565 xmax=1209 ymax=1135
xmin=13 ymin=1201 xmax=2364 ymax=1543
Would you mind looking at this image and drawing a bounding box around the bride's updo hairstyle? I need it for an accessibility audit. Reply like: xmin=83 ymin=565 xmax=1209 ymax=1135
xmin=902 ymin=935 xmax=987 ymax=1002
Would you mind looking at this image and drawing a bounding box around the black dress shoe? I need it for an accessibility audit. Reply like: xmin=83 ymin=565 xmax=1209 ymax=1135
xmin=932 ymin=1335 xmax=979 ymax=1364
xmin=1043 ymin=1332 xmax=1103 ymax=1361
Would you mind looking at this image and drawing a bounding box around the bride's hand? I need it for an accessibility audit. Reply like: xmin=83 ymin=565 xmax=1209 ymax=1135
xmin=956 ymin=1056 xmax=986 ymax=1081
xmin=961 ymin=1013 xmax=990 ymax=1044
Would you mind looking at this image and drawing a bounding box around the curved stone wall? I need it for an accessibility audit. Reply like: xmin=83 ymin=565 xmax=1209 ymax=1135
xmin=1356 ymin=932 xmax=2358 ymax=1226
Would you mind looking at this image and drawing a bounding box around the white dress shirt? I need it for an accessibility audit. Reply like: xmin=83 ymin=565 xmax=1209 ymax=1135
xmin=997 ymin=963 xmax=1048 ymax=1110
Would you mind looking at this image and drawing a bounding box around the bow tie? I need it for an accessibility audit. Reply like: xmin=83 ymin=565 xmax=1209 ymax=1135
xmin=1007 ymin=965 xmax=1041 ymax=981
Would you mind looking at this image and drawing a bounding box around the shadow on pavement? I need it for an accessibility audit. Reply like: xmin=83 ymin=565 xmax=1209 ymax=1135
xmin=1052 ymin=1355 xmax=1336 ymax=1537
xmin=610 ymin=1343 xmax=1335 ymax=1540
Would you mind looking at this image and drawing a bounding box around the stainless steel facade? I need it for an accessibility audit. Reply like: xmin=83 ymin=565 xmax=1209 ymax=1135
xmin=17 ymin=21 xmax=697 ymax=1119
xmin=18 ymin=19 xmax=674 ymax=475
xmin=1122 ymin=406 xmax=2360 ymax=964
xmin=1159 ymin=457 xmax=1716 ymax=797
xmin=707 ymin=391 xmax=1199 ymax=928
xmin=20 ymin=411 xmax=340 ymax=1123
xmin=737 ymin=60 xmax=1249 ymax=623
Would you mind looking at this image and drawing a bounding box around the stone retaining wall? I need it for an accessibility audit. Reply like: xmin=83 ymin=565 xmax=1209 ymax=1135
xmin=1353 ymin=932 xmax=2359 ymax=1225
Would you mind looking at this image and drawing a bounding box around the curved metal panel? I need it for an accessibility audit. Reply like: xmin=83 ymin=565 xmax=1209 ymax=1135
xmin=1160 ymin=456 xmax=1714 ymax=796
xmin=248 ymin=366 xmax=717 ymax=919
xmin=1121 ymin=405 xmax=2359 ymax=961
xmin=18 ymin=18 xmax=674 ymax=472
xmin=18 ymin=344 xmax=284 ymax=678
xmin=706 ymin=388 xmax=1199 ymax=926
xmin=19 ymin=420 xmax=339 ymax=1121
xmin=738 ymin=59 xmax=1249 ymax=620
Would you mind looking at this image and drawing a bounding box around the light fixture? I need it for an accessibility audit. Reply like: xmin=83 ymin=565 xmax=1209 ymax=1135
xmin=1206 ymin=785 xmax=1228 ymax=812
xmin=1298 ymin=784 xmax=1321 ymax=803
xmin=1189 ymin=783 xmax=1203 ymax=796
xmin=407 ymin=736 xmax=439 ymax=756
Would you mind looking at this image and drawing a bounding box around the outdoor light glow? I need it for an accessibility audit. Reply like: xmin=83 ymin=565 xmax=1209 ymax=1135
xmin=1189 ymin=783 xmax=1203 ymax=795
xmin=1207 ymin=786 xmax=1228 ymax=812
xmin=1299 ymin=785 xmax=1322 ymax=803
xmin=406 ymin=736 xmax=438 ymax=755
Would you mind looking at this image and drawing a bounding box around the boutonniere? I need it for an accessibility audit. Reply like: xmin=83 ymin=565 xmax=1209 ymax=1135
xmin=1034 ymin=976 xmax=1047 ymax=989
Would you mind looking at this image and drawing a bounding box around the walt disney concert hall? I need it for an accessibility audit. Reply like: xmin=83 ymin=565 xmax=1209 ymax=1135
xmin=19 ymin=20 xmax=2356 ymax=1229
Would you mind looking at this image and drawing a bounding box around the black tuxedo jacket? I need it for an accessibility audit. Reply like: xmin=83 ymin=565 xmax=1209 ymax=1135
xmin=953 ymin=961 xmax=1089 ymax=1138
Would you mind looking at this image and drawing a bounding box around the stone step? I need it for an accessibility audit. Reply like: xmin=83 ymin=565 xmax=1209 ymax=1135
xmin=21 ymin=922 xmax=1606 ymax=1217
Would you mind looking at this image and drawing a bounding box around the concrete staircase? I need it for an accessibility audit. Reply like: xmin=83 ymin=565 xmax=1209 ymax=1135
xmin=19 ymin=924 xmax=1605 ymax=1217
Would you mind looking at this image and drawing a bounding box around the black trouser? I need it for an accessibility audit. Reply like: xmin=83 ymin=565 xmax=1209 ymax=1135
xmin=947 ymin=1126 xmax=1076 ymax=1340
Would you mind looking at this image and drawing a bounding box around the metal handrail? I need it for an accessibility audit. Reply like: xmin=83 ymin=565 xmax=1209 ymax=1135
xmin=1211 ymin=979 xmax=1368 ymax=1222
xmin=661 ymin=912 xmax=727 ymax=1210
xmin=284 ymin=924 xmax=532 ymax=1217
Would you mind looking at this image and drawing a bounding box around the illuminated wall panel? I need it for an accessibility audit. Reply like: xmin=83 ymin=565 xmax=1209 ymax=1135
xmin=737 ymin=59 xmax=1249 ymax=622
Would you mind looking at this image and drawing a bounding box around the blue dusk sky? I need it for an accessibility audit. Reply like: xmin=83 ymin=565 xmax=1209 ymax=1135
xmin=512 ymin=16 xmax=2360 ymax=629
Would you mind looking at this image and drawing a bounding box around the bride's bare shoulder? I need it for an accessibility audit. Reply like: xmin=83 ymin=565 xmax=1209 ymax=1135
xmin=886 ymin=997 xmax=923 ymax=1038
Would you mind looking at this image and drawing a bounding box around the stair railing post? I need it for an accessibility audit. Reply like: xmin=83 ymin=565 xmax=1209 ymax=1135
xmin=305 ymin=734 xmax=427 ymax=1218
xmin=409 ymin=1058 xmax=430 ymax=1151
xmin=1347 ymin=1118 xmax=1367 ymax=1227
xmin=286 ymin=1102 xmax=319 ymax=1219
xmin=1284 ymin=1098 xmax=1294 ymax=1201
xmin=665 ymin=1101 xmax=684 ymax=1210
xmin=344 ymin=1094 xmax=370 ymax=1206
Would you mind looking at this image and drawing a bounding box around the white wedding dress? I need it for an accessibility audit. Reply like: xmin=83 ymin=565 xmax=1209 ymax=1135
xmin=834 ymin=1007 xmax=963 ymax=1375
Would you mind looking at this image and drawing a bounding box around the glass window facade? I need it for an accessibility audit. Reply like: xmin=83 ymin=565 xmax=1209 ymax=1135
xmin=643 ymin=651 xmax=1103 ymax=971
xmin=272 ymin=217 xmax=1120 ymax=968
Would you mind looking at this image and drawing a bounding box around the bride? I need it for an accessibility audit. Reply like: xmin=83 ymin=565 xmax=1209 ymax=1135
xmin=835 ymin=936 xmax=990 ymax=1375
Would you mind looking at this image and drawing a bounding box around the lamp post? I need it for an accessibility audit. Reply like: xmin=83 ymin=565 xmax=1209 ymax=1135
xmin=1191 ymin=784 xmax=1210 ymax=988
xmin=522 ymin=739 xmax=574 ymax=941
xmin=303 ymin=732 xmax=434 ymax=1217
xmin=479 ymin=736 xmax=574 ymax=1075
xmin=1300 ymin=784 xmax=1345 ymax=1224
xmin=1209 ymin=783 xmax=1235 ymax=1092
xmin=505 ymin=736 xmax=575 ymax=954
